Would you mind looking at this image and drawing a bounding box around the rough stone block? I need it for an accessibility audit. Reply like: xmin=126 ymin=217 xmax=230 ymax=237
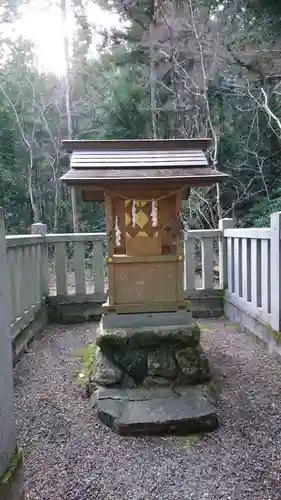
xmin=88 ymin=322 xmax=209 ymax=388
xmin=96 ymin=324 xmax=200 ymax=351
xmin=113 ymin=349 xmax=147 ymax=382
xmin=142 ymin=376 xmax=173 ymax=388
xmin=94 ymin=386 xmax=219 ymax=436
xmin=147 ymin=347 xmax=178 ymax=378
xmin=92 ymin=348 xmax=123 ymax=386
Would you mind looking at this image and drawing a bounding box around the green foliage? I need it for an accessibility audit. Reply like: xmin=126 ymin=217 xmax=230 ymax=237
xmin=1 ymin=0 xmax=281 ymax=233
xmin=248 ymin=188 xmax=281 ymax=227
xmin=101 ymin=68 xmax=150 ymax=139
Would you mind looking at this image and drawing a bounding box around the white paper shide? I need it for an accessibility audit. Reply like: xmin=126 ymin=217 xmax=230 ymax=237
xmin=150 ymin=199 xmax=158 ymax=227
xmin=115 ymin=216 xmax=121 ymax=246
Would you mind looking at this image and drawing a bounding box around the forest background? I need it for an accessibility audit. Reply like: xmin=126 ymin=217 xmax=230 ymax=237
xmin=1 ymin=0 xmax=281 ymax=234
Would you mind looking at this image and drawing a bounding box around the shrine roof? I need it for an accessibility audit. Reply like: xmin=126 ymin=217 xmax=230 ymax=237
xmin=61 ymin=138 xmax=228 ymax=185
xmin=62 ymin=167 xmax=226 ymax=183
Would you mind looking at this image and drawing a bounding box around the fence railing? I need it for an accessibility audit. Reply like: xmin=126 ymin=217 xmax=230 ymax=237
xmin=6 ymin=234 xmax=47 ymax=338
xmin=184 ymin=229 xmax=222 ymax=290
xmin=4 ymin=212 xmax=281 ymax=349
xmin=225 ymin=228 xmax=271 ymax=324
xmin=4 ymin=222 xmax=224 ymax=333
xmin=224 ymin=212 xmax=281 ymax=331
xmin=46 ymin=229 xmax=223 ymax=301
xmin=46 ymin=232 xmax=106 ymax=299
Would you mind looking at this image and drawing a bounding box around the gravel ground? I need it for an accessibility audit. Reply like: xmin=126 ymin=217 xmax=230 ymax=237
xmin=14 ymin=319 xmax=281 ymax=500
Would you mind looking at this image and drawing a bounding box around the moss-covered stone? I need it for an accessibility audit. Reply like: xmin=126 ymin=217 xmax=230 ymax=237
xmin=87 ymin=322 xmax=211 ymax=391
xmin=120 ymin=374 xmax=137 ymax=389
xmin=113 ymin=349 xmax=147 ymax=383
xmin=175 ymin=347 xmax=198 ymax=372
xmin=147 ymin=346 xmax=178 ymax=378
xmin=142 ymin=376 xmax=173 ymax=388
xmin=174 ymin=346 xmax=211 ymax=384
xmin=96 ymin=324 xmax=200 ymax=351
xmin=92 ymin=347 xmax=123 ymax=386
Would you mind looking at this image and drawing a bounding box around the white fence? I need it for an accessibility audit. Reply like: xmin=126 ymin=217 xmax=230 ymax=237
xmin=225 ymin=212 xmax=281 ymax=332
xmin=46 ymin=232 xmax=106 ymax=298
xmin=4 ymin=212 xmax=281 ymax=358
xmin=4 ymin=222 xmax=225 ymax=334
xmin=0 ymin=209 xmax=17 ymax=477
xmin=6 ymin=234 xmax=47 ymax=338
xmin=184 ymin=228 xmax=222 ymax=290
xmin=46 ymin=229 xmax=223 ymax=299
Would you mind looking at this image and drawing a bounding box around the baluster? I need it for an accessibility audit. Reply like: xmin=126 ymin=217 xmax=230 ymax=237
xmin=184 ymin=237 xmax=196 ymax=291
xmin=201 ymin=237 xmax=213 ymax=289
xmin=261 ymin=239 xmax=270 ymax=315
xmin=233 ymin=238 xmax=242 ymax=297
xmin=227 ymin=238 xmax=234 ymax=293
xmin=55 ymin=242 xmax=68 ymax=296
xmin=242 ymin=238 xmax=251 ymax=302
xmin=73 ymin=242 xmax=86 ymax=294
xmin=92 ymin=241 xmax=105 ymax=295
xmin=15 ymin=247 xmax=24 ymax=318
xmin=7 ymin=248 xmax=16 ymax=324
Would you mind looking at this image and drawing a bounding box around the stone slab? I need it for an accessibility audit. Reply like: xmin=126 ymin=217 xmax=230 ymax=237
xmin=95 ymin=387 xmax=175 ymax=401
xmin=96 ymin=323 xmax=200 ymax=350
xmin=93 ymin=386 xmax=218 ymax=436
xmin=101 ymin=311 xmax=192 ymax=329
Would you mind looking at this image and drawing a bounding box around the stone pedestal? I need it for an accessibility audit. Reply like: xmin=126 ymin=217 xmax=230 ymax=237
xmin=91 ymin=321 xmax=210 ymax=389
xmin=86 ymin=314 xmax=219 ymax=435
xmin=101 ymin=310 xmax=192 ymax=330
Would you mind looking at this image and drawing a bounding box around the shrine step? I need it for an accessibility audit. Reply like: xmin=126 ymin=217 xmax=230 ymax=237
xmin=101 ymin=310 xmax=192 ymax=329
xmin=91 ymin=386 xmax=219 ymax=436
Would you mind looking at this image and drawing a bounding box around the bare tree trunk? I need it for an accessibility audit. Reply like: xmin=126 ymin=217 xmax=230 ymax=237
xmin=0 ymin=84 xmax=41 ymax=223
xmin=189 ymin=0 xmax=222 ymax=220
xmin=27 ymin=152 xmax=40 ymax=223
xmin=149 ymin=23 xmax=157 ymax=139
xmin=148 ymin=0 xmax=157 ymax=140
xmin=61 ymin=0 xmax=80 ymax=232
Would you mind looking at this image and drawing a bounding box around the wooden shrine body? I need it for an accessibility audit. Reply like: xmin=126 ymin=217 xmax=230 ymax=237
xmin=102 ymin=183 xmax=190 ymax=315
xmin=61 ymin=138 xmax=228 ymax=318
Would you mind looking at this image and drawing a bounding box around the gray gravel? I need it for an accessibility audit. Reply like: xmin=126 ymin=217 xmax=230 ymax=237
xmin=14 ymin=319 xmax=281 ymax=500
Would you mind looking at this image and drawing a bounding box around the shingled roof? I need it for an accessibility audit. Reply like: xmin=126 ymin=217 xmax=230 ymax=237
xmin=61 ymin=138 xmax=228 ymax=186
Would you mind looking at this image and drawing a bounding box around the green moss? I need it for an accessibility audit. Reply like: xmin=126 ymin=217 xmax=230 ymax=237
xmin=228 ymin=322 xmax=242 ymax=331
xmin=161 ymin=433 xmax=204 ymax=447
xmin=0 ymin=448 xmax=23 ymax=485
xmin=265 ymin=324 xmax=281 ymax=343
xmin=76 ymin=343 xmax=98 ymax=386
xmin=198 ymin=323 xmax=210 ymax=333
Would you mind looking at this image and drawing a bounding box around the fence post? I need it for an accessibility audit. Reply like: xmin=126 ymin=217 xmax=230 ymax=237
xmin=0 ymin=208 xmax=23 ymax=498
xmin=270 ymin=212 xmax=281 ymax=331
xmin=218 ymin=218 xmax=235 ymax=290
xmin=31 ymin=223 xmax=49 ymax=297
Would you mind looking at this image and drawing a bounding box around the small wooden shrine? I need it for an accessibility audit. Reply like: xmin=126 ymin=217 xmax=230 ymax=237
xmin=61 ymin=138 xmax=228 ymax=436
xmin=61 ymin=139 xmax=227 ymax=317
